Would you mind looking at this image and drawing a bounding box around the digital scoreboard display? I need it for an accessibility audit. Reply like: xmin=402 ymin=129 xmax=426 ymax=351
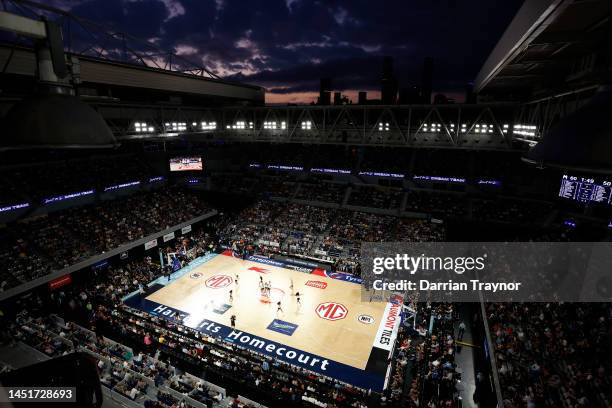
xmin=169 ymin=157 xmax=203 ymax=171
xmin=558 ymin=175 xmax=612 ymax=205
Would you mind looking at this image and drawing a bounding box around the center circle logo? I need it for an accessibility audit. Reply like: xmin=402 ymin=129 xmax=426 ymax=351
xmin=315 ymin=302 xmax=348 ymax=321
xmin=205 ymin=274 xmax=233 ymax=289
xmin=357 ymin=314 xmax=375 ymax=324
xmin=190 ymin=272 xmax=203 ymax=279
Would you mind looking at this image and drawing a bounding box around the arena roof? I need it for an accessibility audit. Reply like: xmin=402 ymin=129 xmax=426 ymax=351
xmin=0 ymin=44 xmax=264 ymax=104
xmin=475 ymin=0 xmax=612 ymax=100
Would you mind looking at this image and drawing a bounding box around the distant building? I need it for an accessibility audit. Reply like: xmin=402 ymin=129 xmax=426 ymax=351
xmin=358 ymin=91 xmax=367 ymax=105
xmin=319 ymin=78 xmax=332 ymax=105
xmin=381 ymin=56 xmax=397 ymax=104
xmin=421 ymin=57 xmax=433 ymax=104
xmin=398 ymin=86 xmax=420 ymax=105
xmin=334 ymin=91 xmax=342 ymax=105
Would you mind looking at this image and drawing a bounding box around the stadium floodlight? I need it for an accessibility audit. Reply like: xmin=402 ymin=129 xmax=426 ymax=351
xmin=134 ymin=122 xmax=149 ymax=132
xmin=200 ymin=121 xmax=217 ymax=130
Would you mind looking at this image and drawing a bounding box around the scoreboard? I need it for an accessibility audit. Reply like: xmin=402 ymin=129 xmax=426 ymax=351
xmin=558 ymin=175 xmax=612 ymax=205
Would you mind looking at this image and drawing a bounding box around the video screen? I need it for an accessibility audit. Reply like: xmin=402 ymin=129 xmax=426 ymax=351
xmin=169 ymin=157 xmax=203 ymax=171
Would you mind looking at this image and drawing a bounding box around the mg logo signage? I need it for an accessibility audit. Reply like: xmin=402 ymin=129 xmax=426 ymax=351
xmin=205 ymin=274 xmax=233 ymax=289
xmin=316 ymin=302 xmax=348 ymax=321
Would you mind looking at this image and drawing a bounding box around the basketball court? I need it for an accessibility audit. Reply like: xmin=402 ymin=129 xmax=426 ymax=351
xmin=124 ymin=252 xmax=403 ymax=391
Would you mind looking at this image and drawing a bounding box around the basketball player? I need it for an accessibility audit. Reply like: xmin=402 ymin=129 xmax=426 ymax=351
xmin=229 ymin=290 xmax=233 ymax=303
xmin=259 ymin=276 xmax=264 ymax=289
xmin=234 ymin=274 xmax=239 ymax=286
xmin=289 ymin=278 xmax=294 ymax=295
xmin=295 ymin=292 xmax=302 ymax=312
xmin=276 ymin=301 xmax=283 ymax=314
xmin=230 ymin=315 xmax=236 ymax=328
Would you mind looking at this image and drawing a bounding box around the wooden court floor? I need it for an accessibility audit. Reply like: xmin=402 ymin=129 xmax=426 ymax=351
xmin=146 ymin=254 xmax=389 ymax=370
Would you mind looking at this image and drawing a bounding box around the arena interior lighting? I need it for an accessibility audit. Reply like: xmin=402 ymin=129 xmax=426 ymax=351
xmin=378 ymin=122 xmax=390 ymax=131
xmin=134 ymin=122 xmax=155 ymax=133
xmin=228 ymin=121 xmax=247 ymax=130
xmin=423 ymin=123 xmax=441 ymax=133
xmin=166 ymin=122 xmax=187 ymax=132
xmin=201 ymin=121 xmax=217 ymax=130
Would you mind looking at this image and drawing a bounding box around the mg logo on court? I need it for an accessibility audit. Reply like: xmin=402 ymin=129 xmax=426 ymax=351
xmin=316 ymin=302 xmax=348 ymax=321
xmin=205 ymin=274 xmax=233 ymax=289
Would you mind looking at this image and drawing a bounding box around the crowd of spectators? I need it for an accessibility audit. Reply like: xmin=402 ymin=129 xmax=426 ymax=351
xmin=220 ymin=200 xmax=446 ymax=276
xmin=404 ymin=191 xmax=466 ymax=218
xmin=472 ymin=198 xmax=553 ymax=224
xmin=0 ymin=231 xmax=53 ymax=291
xmin=0 ymin=186 xmax=212 ymax=292
xmin=210 ymin=174 xmax=257 ymax=195
xmin=347 ymin=186 xmax=403 ymax=209
xmin=295 ymin=182 xmax=346 ymax=204
xmin=488 ymin=303 xmax=611 ymax=408
xmin=0 ymin=154 xmax=155 ymax=202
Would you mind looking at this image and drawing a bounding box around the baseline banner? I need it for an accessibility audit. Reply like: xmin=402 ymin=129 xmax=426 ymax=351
xmin=163 ymin=232 xmax=175 ymax=242
xmin=181 ymin=225 xmax=192 ymax=234
xmin=372 ymin=302 xmax=402 ymax=353
xmin=125 ymin=297 xmax=385 ymax=391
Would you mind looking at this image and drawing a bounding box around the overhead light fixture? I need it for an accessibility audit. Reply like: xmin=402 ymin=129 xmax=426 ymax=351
xmin=0 ymin=11 xmax=117 ymax=150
